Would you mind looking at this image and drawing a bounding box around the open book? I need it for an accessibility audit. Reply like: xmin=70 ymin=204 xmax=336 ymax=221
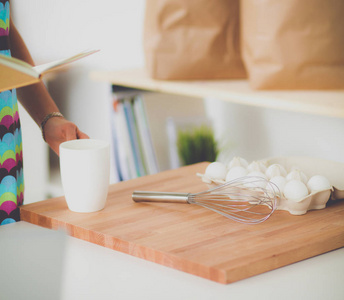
xmin=0 ymin=49 xmax=99 ymax=92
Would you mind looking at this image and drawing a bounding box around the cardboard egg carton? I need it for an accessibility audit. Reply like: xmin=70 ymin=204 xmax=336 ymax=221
xmin=198 ymin=156 xmax=344 ymax=215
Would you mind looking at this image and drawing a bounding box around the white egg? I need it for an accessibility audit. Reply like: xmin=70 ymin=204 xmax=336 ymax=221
xmin=265 ymin=164 xmax=287 ymax=179
xmin=228 ymin=156 xmax=249 ymax=169
xmin=205 ymin=162 xmax=227 ymax=181
xmin=307 ymin=175 xmax=331 ymax=192
xmin=286 ymin=169 xmax=308 ymax=184
xmin=247 ymin=171 xmax=267 ymax=179
xmin=268 ymin=176 xmax=287 ymax=195
xmin=283 ymin=180 xmax=309 ymax=202
xmin=245 ymin=171 xmax=268 ymax=188
xmin=225 ymin=166 xmax=248 ymax=182
xmin=247 ymin=161 xmax=267 ymax=173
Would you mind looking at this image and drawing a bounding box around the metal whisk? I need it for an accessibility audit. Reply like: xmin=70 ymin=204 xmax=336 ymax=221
xmin=132 ymin=176 xmax=279 ymax=224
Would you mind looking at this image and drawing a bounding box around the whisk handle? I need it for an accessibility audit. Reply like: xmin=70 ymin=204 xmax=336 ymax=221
xmin=132 ymin=191 xmax=190 ymax=203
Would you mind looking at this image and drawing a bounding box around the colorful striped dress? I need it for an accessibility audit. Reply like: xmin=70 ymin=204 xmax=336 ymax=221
xmin=0 ymin=0 xmax=24 ymax=225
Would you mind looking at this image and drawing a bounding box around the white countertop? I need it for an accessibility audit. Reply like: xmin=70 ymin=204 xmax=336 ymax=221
xmin=1 ymin=221 xmax=344 ymax=300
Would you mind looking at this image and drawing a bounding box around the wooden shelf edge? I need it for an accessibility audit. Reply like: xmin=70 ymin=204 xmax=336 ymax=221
xmin=90 ymin=69 xmax=344 ymax=119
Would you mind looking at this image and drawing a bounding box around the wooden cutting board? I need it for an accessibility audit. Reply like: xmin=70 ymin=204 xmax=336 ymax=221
xmin=20 ymin=162 xmax=344 ymax=284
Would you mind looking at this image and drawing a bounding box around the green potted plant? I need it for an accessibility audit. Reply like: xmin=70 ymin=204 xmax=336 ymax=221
xmin=177 ymin=125 xmax=218 ymax=166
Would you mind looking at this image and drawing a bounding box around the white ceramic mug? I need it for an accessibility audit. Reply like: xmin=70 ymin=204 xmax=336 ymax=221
xmin=59 ymin=139 xmax=110 ymax=213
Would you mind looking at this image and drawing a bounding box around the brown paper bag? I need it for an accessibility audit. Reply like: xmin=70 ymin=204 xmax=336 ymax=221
xmin=143 ymin=0 xmax=246 ymax=80
xmin=241 ymin=0 xmax=344 ymax=90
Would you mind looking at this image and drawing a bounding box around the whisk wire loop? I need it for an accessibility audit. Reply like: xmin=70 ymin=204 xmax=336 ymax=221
xmin=133 ymin=176 xmax=279 ymax=224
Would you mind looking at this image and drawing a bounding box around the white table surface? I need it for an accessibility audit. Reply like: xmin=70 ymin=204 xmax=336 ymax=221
xmin=1 ymin=221 xmax=344 ymax=300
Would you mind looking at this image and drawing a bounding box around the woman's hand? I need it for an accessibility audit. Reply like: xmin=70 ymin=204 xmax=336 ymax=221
xmin=43 ymin=117 xmax=89 ymax=155
xmin=10 ymin=19 xmax=89 ymax=156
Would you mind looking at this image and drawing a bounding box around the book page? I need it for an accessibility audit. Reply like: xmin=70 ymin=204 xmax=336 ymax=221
xmin=0 ymin=54 xmax=38 ymax=78
xmin=33 ymin=49 xmax=99 ymax=75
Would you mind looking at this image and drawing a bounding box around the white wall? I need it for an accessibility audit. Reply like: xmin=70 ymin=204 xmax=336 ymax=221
xmin=204 ymin=98 xmax=344 ymax=164
xmin=18 ymin=102 xmax=49 ymax=203
xmin=12 ymin=0 xmax=146 ymax=142
xmin=12 ymin=0 xmax=147 ymax=201
xmin=12 ymin=0 xmax=146 ymax=140
xmin=12 ymin=0 xmax=145 ymax=70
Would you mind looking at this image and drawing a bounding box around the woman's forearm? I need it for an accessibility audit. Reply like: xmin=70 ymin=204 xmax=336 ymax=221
xmin=9 ymin=19 xmax=60 ymax=126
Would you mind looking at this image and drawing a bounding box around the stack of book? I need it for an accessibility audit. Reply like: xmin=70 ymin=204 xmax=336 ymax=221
xmin=110 ymin=86 xmax=159 ymax=181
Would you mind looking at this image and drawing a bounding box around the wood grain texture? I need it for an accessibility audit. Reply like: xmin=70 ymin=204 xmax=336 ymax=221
xmin=20 ymin=162 xmax=344 ymax=284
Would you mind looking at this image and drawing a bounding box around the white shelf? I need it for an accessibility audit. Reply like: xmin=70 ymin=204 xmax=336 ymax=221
xmin=90 ymin=68 xmax=344 ymax=118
